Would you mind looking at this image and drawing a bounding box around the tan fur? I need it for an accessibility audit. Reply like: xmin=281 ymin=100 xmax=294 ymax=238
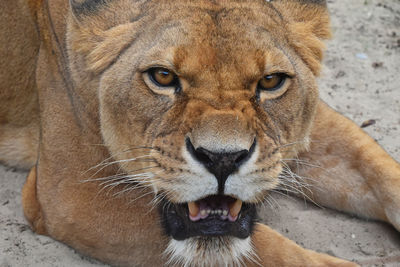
xmin=0 ymin=0 xmax=40 ymax=169
xmin=1 ymin=0 xmax=399 ymax=266
xmin=22 ymin=166 xmax=47 ymax=234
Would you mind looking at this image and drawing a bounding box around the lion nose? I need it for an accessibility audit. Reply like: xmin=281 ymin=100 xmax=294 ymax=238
xmin=186 ymin=138 xmax=256 ymax=194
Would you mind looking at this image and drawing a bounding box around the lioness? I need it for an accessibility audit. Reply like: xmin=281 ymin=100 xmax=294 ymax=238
xmin=1 ymin=0 xmax=399 ymax=266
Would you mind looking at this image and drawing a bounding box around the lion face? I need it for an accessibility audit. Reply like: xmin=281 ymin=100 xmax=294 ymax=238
xmin=68 ymin=0 xmax=330 ymax=265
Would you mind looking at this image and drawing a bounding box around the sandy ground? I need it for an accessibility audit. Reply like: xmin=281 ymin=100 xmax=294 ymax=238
xmin=1 ymin=0 xmax=400 ymax=266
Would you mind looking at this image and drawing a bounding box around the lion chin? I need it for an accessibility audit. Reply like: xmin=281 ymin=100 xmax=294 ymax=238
xmin=165 ymin=236 xmax=256 ymax=267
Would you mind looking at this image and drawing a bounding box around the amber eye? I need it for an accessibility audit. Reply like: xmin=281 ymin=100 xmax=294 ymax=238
xmin=148 ymin=67 xmax=178 ymax=88
xmin=257 ymin=73 xmax=287 ymax=91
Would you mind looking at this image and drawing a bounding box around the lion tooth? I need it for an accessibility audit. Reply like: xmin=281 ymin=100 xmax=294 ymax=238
xmin=229 ymin=199 xmax=242 ymax=218
xmin=207 ymin=209 xmax=211 ymax=214
xmin=188 ymin=202 xmax=199 ymax=217
xmin=200 ymin=209 xmax=207 ymax=216
xmin=222 ymin=210 xmax=228 ymax=216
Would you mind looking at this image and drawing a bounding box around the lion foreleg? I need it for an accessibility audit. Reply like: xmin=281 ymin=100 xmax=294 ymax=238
xmin=291 ymin=101 xmax=400 ymax=230
xmin=248 ymin=223 xmax=358 ymax=266
xmin=0 ymin=123 xmax=38 ymax=169
xmin=22 ymin=165 xmax=47 ymax=235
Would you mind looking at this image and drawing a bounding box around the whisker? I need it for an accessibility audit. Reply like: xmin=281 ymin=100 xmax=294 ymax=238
xmin=127 ymin=190 xmax=158 ymax=205
xmin=82 ymin=146 xmax=159 ymax=180
xmin=277 ymin=163 xmax=320 ymax=205
xmin=269 ymin=189 xmax=297 ymax=202
xmin=280 ymin=161 xmax=317 ymax=183
xmin=99 ymin=170 xmax=166 ymax=200
xmin=83 ymin=147 xmax=154 ymax=171
xmin=82 ymin=144 xmax=155 ymax=150
xmin=277 ymin=139 xmax=308 ymax=149
xmin=80 ymin=165 xmax=159 ymax=184
xmin=85 ymin=155 xmax=154 ymax=179
xmin=279 ymin=172 xmax=315 ymax=190
xmin=280 ymin=159 xmax=329 ymax=175
xmin=112 ymin=182 xmax=155 ymax=198
xmin=102 ymin=173 xmax=155 ymax=188
xmin=94 ymin=155 xmax=153 ymax=169
xmin=263 ymin=194 xmax=280 ymax=210
xmin=277 ymin=179 xmax=323 ymax=209
xmin=148 ymin=191 xmax=171 ymax=215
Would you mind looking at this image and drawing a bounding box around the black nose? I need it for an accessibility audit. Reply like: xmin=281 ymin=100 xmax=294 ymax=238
xmin=186 ymin=138 xmax=256 ymax=194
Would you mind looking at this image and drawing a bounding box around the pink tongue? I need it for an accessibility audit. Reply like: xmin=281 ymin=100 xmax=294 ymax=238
xmin=189 ymin=213 xmax=202 ymax=221
xmin=228 ymin=214 xmax=238 ymax=222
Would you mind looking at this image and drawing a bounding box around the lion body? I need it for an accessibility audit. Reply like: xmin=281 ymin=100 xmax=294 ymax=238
xmin=1 ymin=0 xmax=399 ymax=266
xmin=0 ymin=0 xmax=39 ymax=169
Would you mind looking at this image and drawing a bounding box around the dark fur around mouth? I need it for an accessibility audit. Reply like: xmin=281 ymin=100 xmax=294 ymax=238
xmin=159 ymin=195 xmax=257 ymax=241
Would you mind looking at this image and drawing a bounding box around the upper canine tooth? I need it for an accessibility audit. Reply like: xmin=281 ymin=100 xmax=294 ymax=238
xmin=188 ymin=202 xmax=200 ymax=217
xmin=229 ymin=200 xmax=243 ymax=218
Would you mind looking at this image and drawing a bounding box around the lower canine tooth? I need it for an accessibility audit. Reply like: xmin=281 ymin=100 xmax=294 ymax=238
xmin=229 ymin=199 xmax=243 ymax=218
xmin=188 ymin=202 xmax=200 ymax=217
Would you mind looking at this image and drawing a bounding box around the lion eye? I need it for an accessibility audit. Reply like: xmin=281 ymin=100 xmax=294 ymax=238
xmin=148 ymin=67 xmax=178 ymax=87
xmin=257 ymin=73 xmax=287 ymax=91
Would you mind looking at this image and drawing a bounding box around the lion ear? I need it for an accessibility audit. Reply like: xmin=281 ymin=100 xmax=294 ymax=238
xmin=272 ymin=0 xmax=331 ymax=75
xmin=69 ymin=0 xmax=109 ymax=19
xmin=68 ymin=0 xmax=138 ymax=74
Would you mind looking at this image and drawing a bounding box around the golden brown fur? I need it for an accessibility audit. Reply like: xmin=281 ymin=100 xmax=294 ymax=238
xmin=1 ymin=0 xmax=399 ymax=266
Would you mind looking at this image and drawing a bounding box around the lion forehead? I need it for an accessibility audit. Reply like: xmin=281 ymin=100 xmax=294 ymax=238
xmin=133 ymin=10 xmax=294 ymax=87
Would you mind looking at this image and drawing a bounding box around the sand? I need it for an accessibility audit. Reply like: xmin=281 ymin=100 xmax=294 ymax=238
xmin=1 ymin=0 xmax=399 ymax=266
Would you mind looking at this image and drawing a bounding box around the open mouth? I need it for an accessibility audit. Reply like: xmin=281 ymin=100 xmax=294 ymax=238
xmin=160 ymin=195 xmax=257 ymax=241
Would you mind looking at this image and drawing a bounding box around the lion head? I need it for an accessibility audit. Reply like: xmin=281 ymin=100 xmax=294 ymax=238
xmin=67 ymin=0 xmax=330 ymax=265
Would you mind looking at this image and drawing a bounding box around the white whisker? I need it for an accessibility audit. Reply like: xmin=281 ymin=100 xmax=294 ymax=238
xmin=85 ymin=154 xmax=154 ymax=179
